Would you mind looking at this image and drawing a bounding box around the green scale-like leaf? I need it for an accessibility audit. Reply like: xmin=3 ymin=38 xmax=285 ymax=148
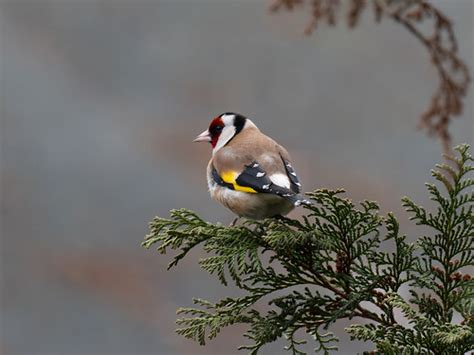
xmin=144 ymin=144 xmax=473 ymax=354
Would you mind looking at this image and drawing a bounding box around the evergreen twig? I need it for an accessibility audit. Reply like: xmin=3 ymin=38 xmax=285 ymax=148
xmin=143 ymin=144 xmax=473 ymax=354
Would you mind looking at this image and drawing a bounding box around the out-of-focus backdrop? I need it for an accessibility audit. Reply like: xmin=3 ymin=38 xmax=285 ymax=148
xmin=1 ymin=1 xmax=472 ymax=354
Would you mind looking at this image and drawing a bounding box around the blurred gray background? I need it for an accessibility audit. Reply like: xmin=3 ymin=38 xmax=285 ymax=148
xmin=1 ymin=1 xmax=472 ymax=354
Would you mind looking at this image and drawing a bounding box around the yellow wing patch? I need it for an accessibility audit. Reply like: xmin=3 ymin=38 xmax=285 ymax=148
xmin=221 ymin=171 xmax=257 ymax=193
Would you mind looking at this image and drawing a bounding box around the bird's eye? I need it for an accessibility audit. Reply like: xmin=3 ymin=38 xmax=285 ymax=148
xmin=215 ymin=125 xmax=223 ymax=132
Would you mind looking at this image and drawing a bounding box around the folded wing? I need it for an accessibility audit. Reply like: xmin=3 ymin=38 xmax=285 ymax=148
xmin=211 ymin=161 xmax=310 ymax=206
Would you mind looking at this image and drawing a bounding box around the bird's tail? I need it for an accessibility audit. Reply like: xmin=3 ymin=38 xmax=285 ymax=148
xmin=285 ymin=194 xmax=312 ymax=207
xmin=269 ymin=185 xmax=312 ymax=207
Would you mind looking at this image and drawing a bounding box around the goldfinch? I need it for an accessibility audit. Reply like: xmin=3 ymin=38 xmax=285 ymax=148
xmin=194 ymin=113 xmax=310 ymax=222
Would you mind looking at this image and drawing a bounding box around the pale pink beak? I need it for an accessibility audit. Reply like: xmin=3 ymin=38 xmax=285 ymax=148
xmin=193 ymin=129 xmax=211 ymax=143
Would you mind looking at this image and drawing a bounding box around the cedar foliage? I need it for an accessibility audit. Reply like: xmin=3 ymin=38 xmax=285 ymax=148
xmin=143 ymin=144 xmax=473 ymax=354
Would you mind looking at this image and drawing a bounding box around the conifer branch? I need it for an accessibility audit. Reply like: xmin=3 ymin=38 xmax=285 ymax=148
xmin=143 ymin=145 xmax=474 ymax=353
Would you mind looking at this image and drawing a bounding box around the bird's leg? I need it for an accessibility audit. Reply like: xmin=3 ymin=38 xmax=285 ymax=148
xmin=229 ymin=217 xmax=240 ymax=227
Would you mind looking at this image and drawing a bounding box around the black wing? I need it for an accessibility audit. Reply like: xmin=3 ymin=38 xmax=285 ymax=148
xmin=280 ymin=154 xmax=302 ymax=193
xmin=212 ymin=162 xmax=310 ymax=206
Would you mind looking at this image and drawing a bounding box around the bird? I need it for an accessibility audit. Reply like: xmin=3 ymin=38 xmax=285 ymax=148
xmin=193 ymin=112 xmax=310 ymax=225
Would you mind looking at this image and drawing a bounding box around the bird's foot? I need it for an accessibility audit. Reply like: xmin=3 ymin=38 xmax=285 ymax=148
xmin=229 ymin=217 xmax=240 ymax=227
xmin=273 ymin=214 xmax=288 ymax=222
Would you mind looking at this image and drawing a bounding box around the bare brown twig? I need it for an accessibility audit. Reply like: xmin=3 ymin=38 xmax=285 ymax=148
xmin=270 ymin=0 xmax=470 ymax=154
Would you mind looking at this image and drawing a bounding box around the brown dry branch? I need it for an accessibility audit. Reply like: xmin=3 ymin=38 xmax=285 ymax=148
xmin=270 ymin=0 xmax=470 ymax=154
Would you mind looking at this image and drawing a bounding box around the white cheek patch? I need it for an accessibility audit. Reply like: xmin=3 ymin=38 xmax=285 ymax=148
xmin=220 ymin=114 xmax=235 ymax=125
xmin=213 ymin=125 xmax=236 ymax=154
xmin=269 ymin=173 xmax=291 ymax=189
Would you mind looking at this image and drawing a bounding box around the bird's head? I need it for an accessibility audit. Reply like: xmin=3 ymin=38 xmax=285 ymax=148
xmin=193 ymin=113 xmax=255 ymax=153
